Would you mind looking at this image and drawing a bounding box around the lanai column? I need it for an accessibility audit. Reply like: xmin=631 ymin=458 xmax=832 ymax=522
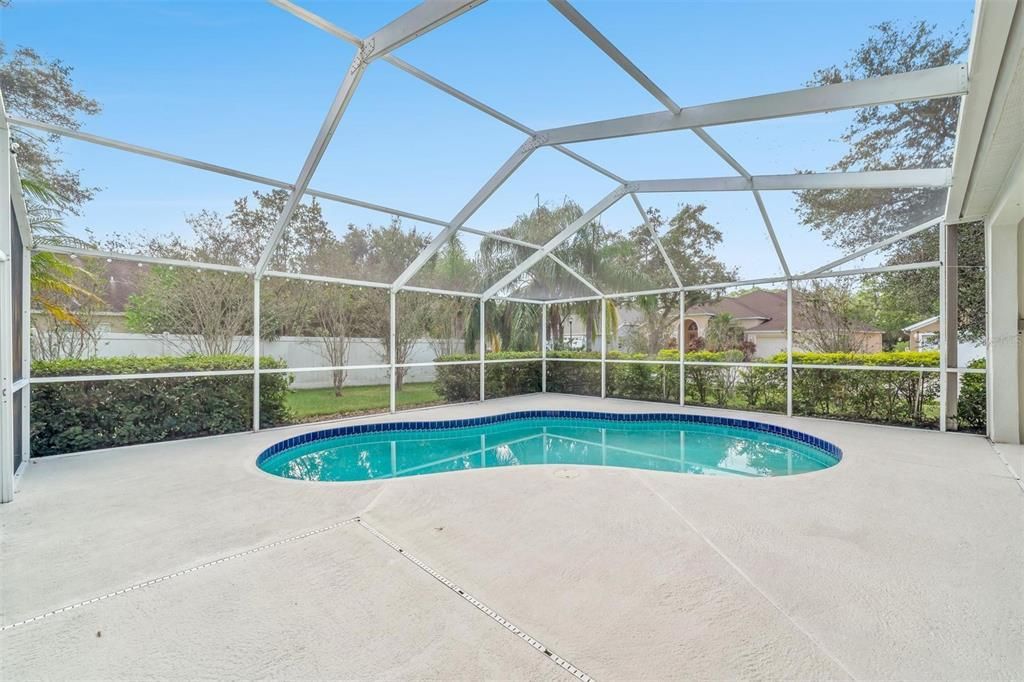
xmin=984 ymin=153 xmax=1024 ymax=444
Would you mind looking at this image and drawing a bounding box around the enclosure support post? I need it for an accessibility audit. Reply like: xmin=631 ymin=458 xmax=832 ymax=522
xmin=939 ymin=224 xmax=948 ymax=432
xmin=0 ymin=252 xmax=11 ymax=504
xmin=389 ymin=290 xmax=397 ymax=413
xmin=940 ymin=222 xmax=959 ymax=431
xmin=479 ymin=299 xmax=486 ymax=402
xmin=541 ymin=302 xmax=548 ymax=393
xmin=252 ymin=277 xmax=261 ymax=432
xmin=20 ymin=236 xmax=30 ymax=460
xmin=679 ymin=290 xmax=685 ymax=406
xmin=0 ymin=104 xmax=12 ymax=503
xmin=939 ymin=224 xmax=947 ymax=432
xmin=600 ymin=297 xmax=607 ymax=399
xmin=786 ymin=282 xmax=794 ymax=417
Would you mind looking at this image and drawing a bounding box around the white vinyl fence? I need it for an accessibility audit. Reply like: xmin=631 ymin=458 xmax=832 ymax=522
xmin=77 ymin=333 xmax=454 ymax=389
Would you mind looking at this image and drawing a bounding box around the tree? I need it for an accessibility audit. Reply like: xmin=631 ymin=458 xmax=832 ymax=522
xmin=348 ymin=226 xmax=436 ymax=387
xmin=1 ymin=45 xmax=101 ymax=209
xmin=340 ymin=216 xmax=434 ymax=283
xmin=656 ymin=205 xmax=736 ymax=288
xmin=414 ymin=234 xmax=479 ymax=292
xmin=484 ymin=300 xmax=540 ymax=353
xmin=796 ymin=280 xmax=874 ymax=353
xmin=704 ymin=313 xmax=745 ymax=353
xmin=388 ymin=291 xmax=442 ymax=389
xmin=21 ymin=176 xmax=100 ymax=327
xmin=425 ymin=297 xmax=473 ymax=357
xmin=796 ymin=21 xmax=966 ymax=247
xmin=125 ymin=267 xmax=254 ymax=356
xmin=621 ymin=294 xmax=675 ymax=357
xmin=302 ymin=284 xmax=371 ymax=396
xmin=1 ymin=43 xmax=132 ymax=348
xmin=619 ymin=205 xmax=736 ymax=355
xmin=113 ymin=190 xmax=338 ymax=358
xmin=794 ymin=21 xmax=985 ymax=343
xmin=480 ymin=201 xmax=612 ymax=350
xmin=110 ymin=189 xmax=336 ymax=271
xmin=855 ymin=269 xmax=938 ymax=347
xmin=29 ymin=251 xmax=106 ymax=362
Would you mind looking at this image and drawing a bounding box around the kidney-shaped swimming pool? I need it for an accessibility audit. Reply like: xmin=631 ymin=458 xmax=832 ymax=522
xmin=257 ymin=411 xmax=841 ymax=482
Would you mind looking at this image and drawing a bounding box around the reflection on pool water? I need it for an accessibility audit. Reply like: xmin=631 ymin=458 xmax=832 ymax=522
xmin=258 ymin=413 xmax=840 ymax=482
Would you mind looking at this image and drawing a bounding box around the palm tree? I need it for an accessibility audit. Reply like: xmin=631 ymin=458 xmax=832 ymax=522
xmin=20 ymin=176 xmax=99 ymax=326
xmin=480 ymin=201 xmax=677 ymax=352
xmin=704 ymin=313 xmax=745 ymax=352
xmin=459 ymin=293 xmax=541 ymax=353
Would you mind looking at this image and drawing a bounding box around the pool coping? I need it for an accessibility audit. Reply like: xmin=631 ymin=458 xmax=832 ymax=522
xmin=256 ymin=410 xmax=843 ymax=473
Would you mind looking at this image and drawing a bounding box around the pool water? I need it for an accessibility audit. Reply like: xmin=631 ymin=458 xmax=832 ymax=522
xmin=258 ymin=414 xmax=839 ymax=482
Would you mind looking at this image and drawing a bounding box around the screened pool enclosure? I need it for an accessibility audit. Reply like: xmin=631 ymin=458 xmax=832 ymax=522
xmin=2 ymin=0 xmax=1020 ymax=501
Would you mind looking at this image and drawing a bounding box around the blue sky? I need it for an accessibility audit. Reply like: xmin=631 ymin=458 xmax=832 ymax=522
xmin=4 ymin=0 xmax=971 ymax=278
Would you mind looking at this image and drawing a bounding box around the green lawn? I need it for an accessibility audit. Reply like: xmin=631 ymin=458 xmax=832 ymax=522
xmin=285 ymin=382 xmax=442 ymax=420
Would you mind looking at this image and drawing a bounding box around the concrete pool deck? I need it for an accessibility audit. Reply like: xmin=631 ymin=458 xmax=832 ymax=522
xmin=2 ymin=394 xmax=1021 ymax=680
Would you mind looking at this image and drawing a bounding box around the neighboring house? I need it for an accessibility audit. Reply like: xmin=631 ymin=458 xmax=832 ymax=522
xmin=30 ymin=259 xmax=141 ymax=334
xmin=904 ymin=316 xmax=940 ymax=351
xmin=684 ymin=290 xmax=884 ymax=357
xmin=903 ymin=315 xmax=986 ymax=364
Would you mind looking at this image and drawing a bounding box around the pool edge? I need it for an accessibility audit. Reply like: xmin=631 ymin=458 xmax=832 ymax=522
xmin=256 ymin=410 xmax=843 ymax=470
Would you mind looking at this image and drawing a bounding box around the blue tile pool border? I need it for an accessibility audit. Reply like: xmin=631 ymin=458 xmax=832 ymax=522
xmin=257 ymin=410 xmax=843 ymax=468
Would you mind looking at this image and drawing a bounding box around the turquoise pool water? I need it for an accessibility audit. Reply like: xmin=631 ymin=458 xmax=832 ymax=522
xmin=258 ymin=412 xmax=839 ymax=481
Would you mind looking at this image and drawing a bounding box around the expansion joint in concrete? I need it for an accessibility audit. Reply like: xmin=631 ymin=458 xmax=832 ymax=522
xmin=356 ymin=518 xmax=594 ymax=681
xmin=632 ymin=473 xmax=859 ymax=680
xmin=0 ymin=517 xmax=361 ymax=632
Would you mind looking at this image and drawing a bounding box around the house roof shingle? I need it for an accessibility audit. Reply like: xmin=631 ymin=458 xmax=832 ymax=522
xmin=688 ymin=289 xmax=881 ymax=333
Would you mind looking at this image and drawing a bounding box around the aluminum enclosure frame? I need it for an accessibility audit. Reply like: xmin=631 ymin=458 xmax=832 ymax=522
xmin=1 ymin=0 xmax=1000 ymax=500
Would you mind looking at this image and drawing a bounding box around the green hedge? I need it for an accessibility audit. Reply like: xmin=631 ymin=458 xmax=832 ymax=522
xmin=546 ymin=350 xmax=601 ymax=396
xmin=434 ymin=352 xmax=540 ymax=403
xmin=957 ymin=358 xmax=986 ymax=433
xmin=31 ymin=355 xmax=291 ymax=456
xmin=773 ymin=351 xmax=940 ymax=427
xmin=604 ymin=351 xmax=676 ymax=404
xmin=429 ymin=348 xmax=964 ymax=429
xmin=485 ymin=356 xmax=542 ymax=400
xmin=772 ymin=350 xmax=941 ymax=367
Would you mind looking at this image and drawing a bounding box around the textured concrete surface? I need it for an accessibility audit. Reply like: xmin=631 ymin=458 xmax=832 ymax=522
xmin=1 ymin=521 xmax=561 ymax=680
xmin=2 ymin=394 xmax=1022 ymax=680
xmin=994 ymin=442 xmax=1024 ymax=483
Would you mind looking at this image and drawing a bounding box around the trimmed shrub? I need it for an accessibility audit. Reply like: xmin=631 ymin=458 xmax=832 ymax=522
xmin=545 ymin=350 xmax=601 ymax=396
xmin=675 ymin=350 xmax=785 ymax=412
xmin=485 ymin=358 xmax=542 ymax=400
xmin=774 ymin=350 xmax=940 ymax=368
xmin=432 ymin=347 xmax=948 ymax=428
xmin=776 ymin=351 xmax=940 ymax=427
xmin=31 ymin=355 xmax=291 ymax=456
xmin=956 ymin=358 xmax=986 ymax=433
xmin=606 ymin=351 xmax=678 ymax=404
xmin=434 ymin=352 xmax=540 ymax=403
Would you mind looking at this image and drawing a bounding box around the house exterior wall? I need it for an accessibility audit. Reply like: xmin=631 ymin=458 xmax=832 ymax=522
xmin=684 ymin=317 xmax=884 ymax=356
xmin=905 ymin=319 xmax=985 ymax=363
xmin=908 ymin=318 xmax=941 ymax=351
xmin=853 ymin=332 xmax=884 ymax=353
xmin=748 ymin=332 xmax=787 ymax=358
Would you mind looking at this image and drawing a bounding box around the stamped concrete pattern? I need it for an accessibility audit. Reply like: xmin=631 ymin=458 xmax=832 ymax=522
xmin=2 ymin=394 xmax=1022 ymax=680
